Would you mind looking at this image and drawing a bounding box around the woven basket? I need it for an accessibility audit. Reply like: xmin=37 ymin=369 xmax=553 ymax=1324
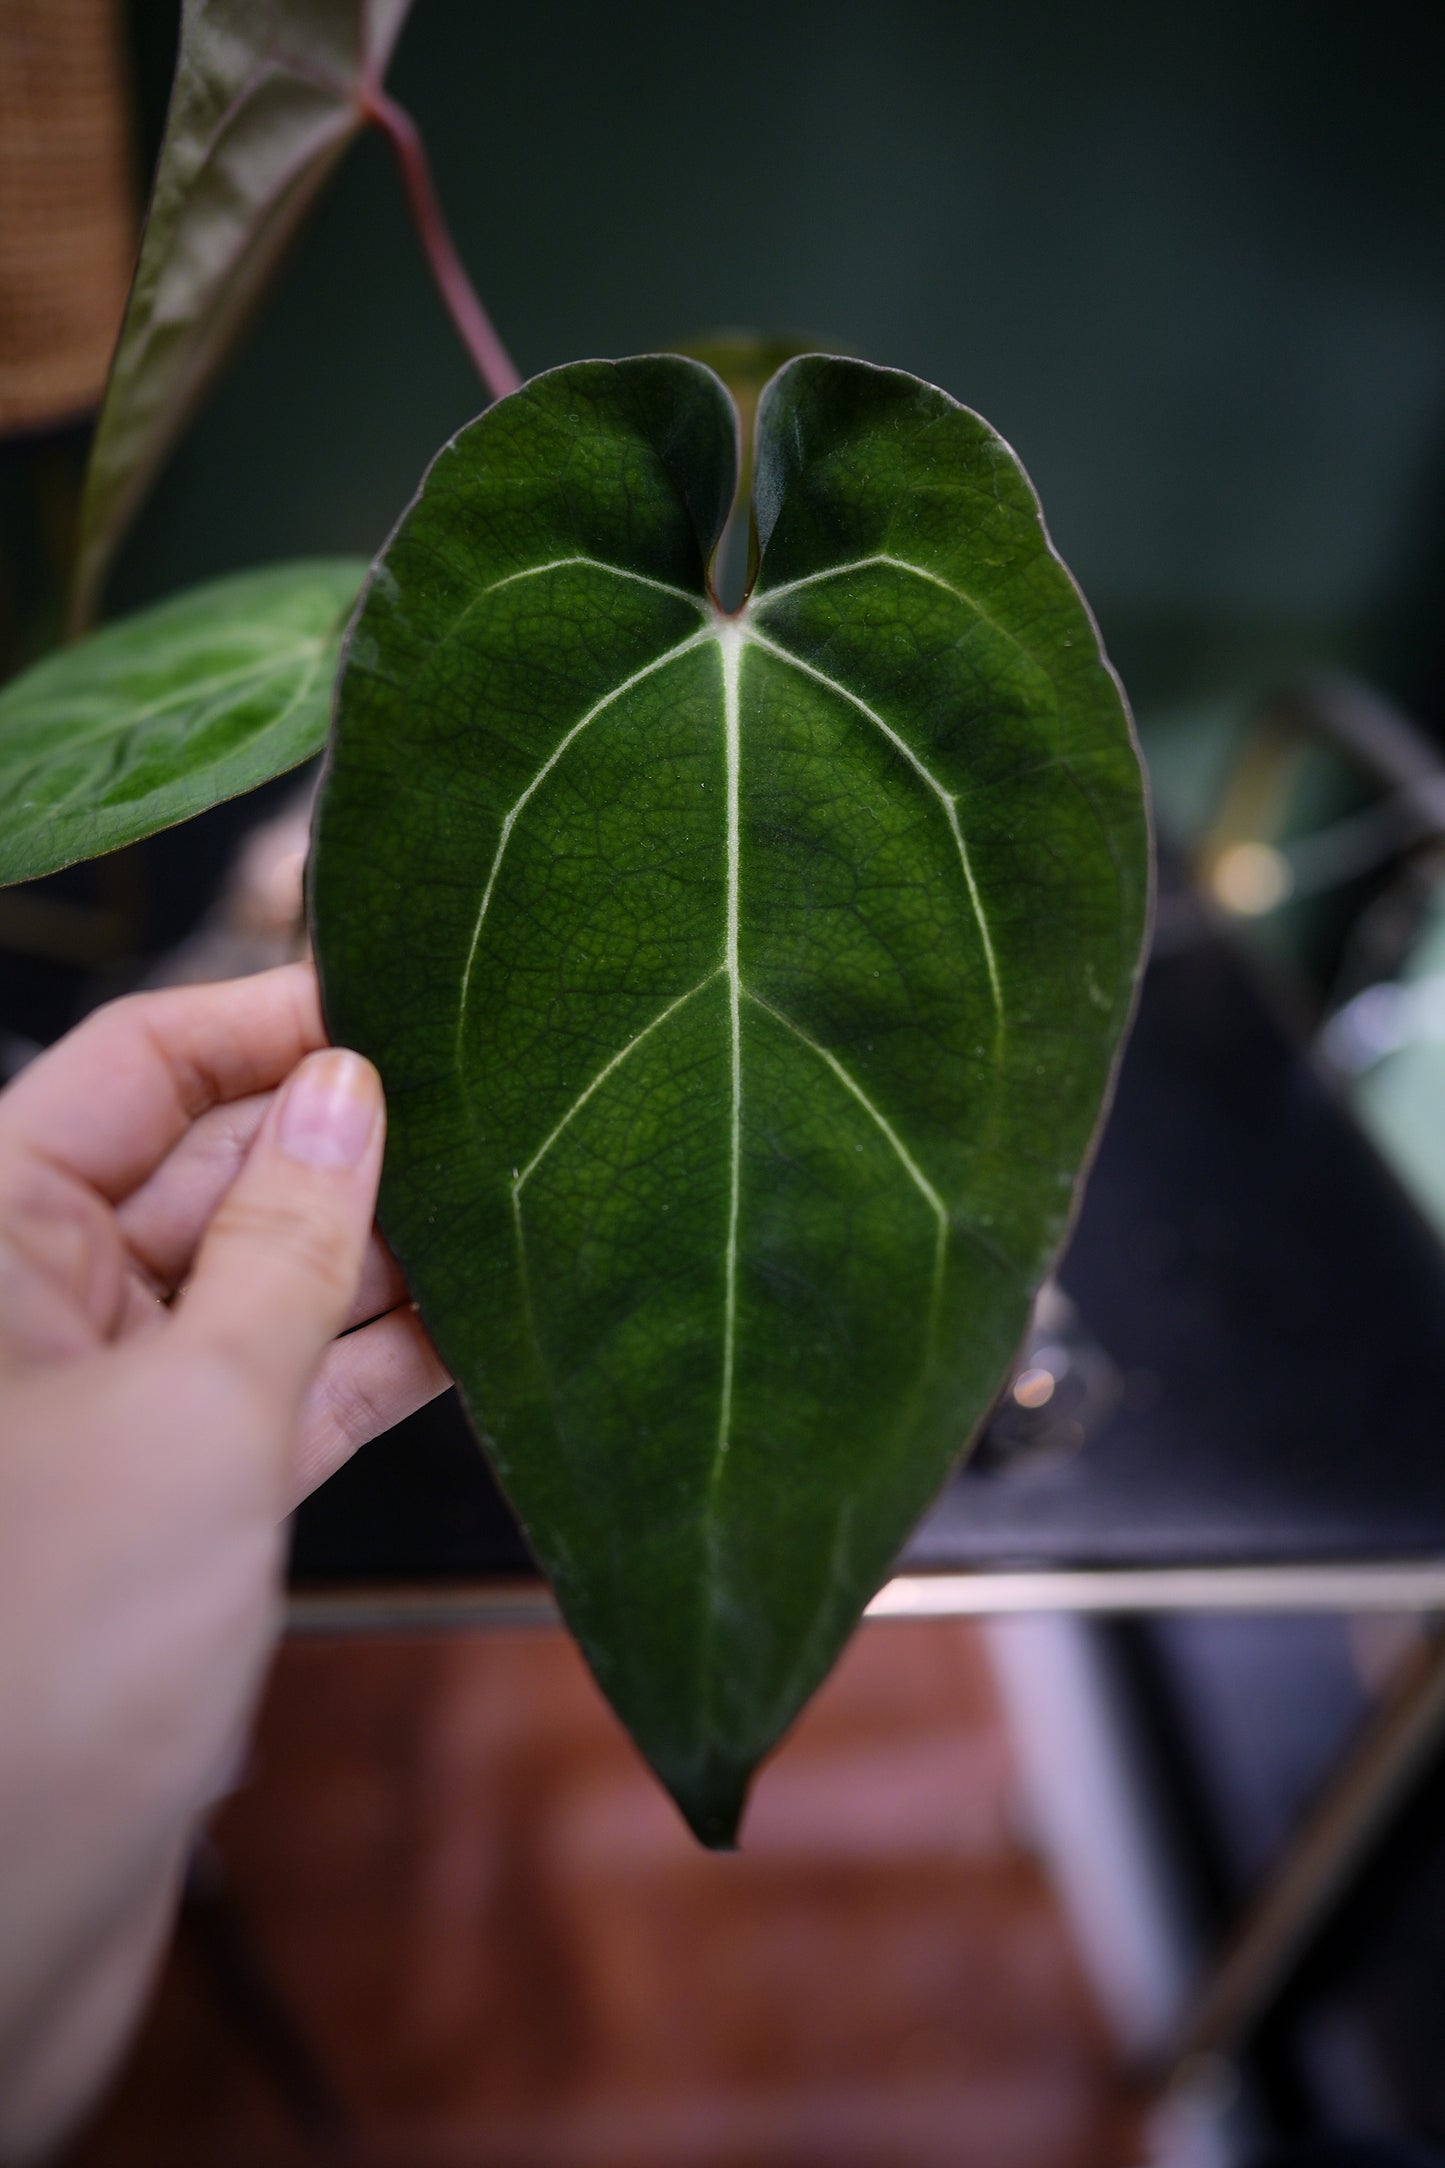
xmin=0 ymin=0 xmax=136 ymax=437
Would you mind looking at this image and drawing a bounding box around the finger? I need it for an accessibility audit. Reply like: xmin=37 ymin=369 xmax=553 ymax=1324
xmin=0 ymin=1155 xmax=124 ymax=1362
xmin=346 ymin=1234 xmax=408 ymax=1332
xmin=0 ymin=1224 xmax=99 ymax=1367
xmin=174 ymin=1050 xmax=385 ymax=1442
xmin=290 ymin=1305 xmax=450 ymax=1505
xmin=118 ymin=1091 xmax=406 ymax=1325
xmin=0 ymin=964 xmax=323 ymax=1204
xmin=117 ymin=1092 xmax=272 ymax=1289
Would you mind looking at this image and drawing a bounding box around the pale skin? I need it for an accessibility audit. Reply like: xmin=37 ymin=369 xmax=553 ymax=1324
xmin=0 ymin=963 xmax=449 ymax=2159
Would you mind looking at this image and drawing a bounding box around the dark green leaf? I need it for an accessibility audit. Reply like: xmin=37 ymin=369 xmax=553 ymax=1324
xmin=0 ymin=560 xmax=362 ymax=886
xmin=310 ymin=355 xmax=1150 ymax=1844
xmin=69 ymin=0 xmax=412 ymax=628
xmin=671 ymin=333 xmax=845 ymax=595
xmin=672 ymin=332 xmax=841 ymax=494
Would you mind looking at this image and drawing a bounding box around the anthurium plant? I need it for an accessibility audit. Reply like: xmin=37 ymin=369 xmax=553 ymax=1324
xmin=0 ymin=0 xmax=1150 ymax=1843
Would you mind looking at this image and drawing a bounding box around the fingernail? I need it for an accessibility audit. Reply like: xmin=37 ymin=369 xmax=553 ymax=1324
xmin=277 ymin=1050 xmax=380 ymax=1169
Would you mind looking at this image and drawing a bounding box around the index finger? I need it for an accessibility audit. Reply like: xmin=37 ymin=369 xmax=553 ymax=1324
xmin=0 ymin=963 xmax=326 ymax=1202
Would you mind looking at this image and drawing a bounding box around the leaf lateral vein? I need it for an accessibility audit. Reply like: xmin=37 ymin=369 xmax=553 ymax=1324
xmin=512 ymin=972 xmax=720 ymax=1193
xmin=741 ymin=624 xmax=1005 ymax=1030
xmin=454 ymin=628 xmax=712 ymax=1070
xmin=483 ymin=556 xmax=707 ymax=612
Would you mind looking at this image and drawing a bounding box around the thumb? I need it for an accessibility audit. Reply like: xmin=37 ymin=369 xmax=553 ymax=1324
xmin=176 ymin=1048 xmax=385 ymax=1424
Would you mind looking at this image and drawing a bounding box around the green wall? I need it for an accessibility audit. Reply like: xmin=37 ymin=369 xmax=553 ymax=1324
xmin=119 ymin=0 xmax=1445 ymax=713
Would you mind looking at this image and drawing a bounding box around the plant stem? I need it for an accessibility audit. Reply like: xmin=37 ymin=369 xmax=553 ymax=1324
xmin=363 ymin=90 xmax=522 ymax=403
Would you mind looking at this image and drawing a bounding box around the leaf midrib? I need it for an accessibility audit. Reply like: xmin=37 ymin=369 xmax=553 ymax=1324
xmin=444 ymin=549 xmax=1023 ymax=1674
xmin=451 ymin=552 xmax=1010 ymax=1082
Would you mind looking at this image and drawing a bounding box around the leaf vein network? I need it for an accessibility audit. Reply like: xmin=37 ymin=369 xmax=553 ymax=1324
xmin=754 ymin=553 xmax=1031 ymax=669
xmin=483 ymin=556 xmax=708 ymax=612
xmin=740 ymin=622 xmax=1005 ymax=1026
xmin=511 ymin=970 xmax=721 ymax=1194
xmin=10 ymin=641 xmax=326 ymax=770
xmin=454 ymin=627 xmax=713 ymax=1069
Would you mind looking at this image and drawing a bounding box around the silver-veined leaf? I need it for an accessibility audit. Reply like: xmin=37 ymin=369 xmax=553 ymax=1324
xmin=310 ymin=355 xmax=1150 ymax=1844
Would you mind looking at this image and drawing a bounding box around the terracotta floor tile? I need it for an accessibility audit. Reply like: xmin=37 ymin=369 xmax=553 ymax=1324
xmin=67 ymin=1619 xmax=1145 ymax=2168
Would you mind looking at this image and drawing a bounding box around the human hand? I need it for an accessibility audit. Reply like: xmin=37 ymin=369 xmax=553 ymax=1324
xmin=0 ymin=963 xmax=448 ymax=2159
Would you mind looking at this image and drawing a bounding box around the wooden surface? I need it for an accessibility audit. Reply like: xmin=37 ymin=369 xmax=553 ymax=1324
xmin=69 ymin=1621 xmax=1144 ymax=2168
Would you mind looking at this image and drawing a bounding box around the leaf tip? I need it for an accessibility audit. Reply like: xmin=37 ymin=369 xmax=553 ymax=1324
xmin=667 ymin=1760 xmax=753 ymax=1853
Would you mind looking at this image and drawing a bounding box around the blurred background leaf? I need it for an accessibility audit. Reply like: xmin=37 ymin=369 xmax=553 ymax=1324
xmin=0 ymin=557 xmax=361 ymax=885
xmin=68 ymin=0 xmax=412 ymax=629
xmin=108 ymin=0 xmax=1445 ymax=726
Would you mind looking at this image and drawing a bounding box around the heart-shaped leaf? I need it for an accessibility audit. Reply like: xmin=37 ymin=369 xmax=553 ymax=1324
xmin=69 ymin=0 xmax=413 ymax=628
xmin=310 ymin=355 xmax=1150 ymax=1844
xmin=0 ymin=560 xmax=362 ymax=887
